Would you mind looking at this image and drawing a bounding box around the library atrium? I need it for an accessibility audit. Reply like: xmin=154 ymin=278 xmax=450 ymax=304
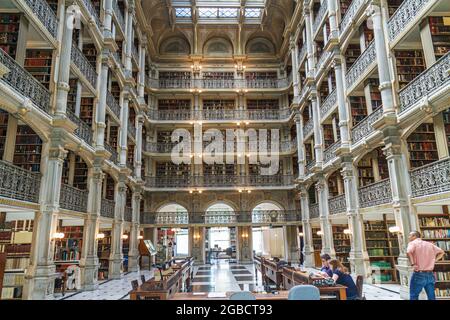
xmin=0 ymin=0 xmax=449 ymax=301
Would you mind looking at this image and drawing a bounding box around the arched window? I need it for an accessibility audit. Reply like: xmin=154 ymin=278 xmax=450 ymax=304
xmin=252 ymin=202 xmax=285 ymax=223
xmin=156 ymin=203 xmax=188 ymax=224
xmin=205 ymin=203 xmax=236 ymax=224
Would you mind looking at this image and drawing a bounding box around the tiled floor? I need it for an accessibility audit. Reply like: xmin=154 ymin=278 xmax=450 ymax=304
xmin=57 ymin=261 xmax=403 ymax=300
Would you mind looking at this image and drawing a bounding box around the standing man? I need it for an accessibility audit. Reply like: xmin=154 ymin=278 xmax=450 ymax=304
xmin=407 ymin=230 xmax=445 ymax=300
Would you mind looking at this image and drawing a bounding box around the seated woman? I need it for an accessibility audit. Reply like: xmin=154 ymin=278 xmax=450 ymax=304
xmin=329 ymin=259 xmax=359 ymax=300
xmin=317 ymin=254 xmax=333 ymax=278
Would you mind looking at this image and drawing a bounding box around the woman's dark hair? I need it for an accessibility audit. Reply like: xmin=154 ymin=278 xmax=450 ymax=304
xmin=329 ymin=259 xmax=349 ymax=274
xmin=320 ymin=253 xmax=331 ymax=261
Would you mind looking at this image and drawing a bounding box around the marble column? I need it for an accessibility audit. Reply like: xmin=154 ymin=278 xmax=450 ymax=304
xmin=125 ymin=3 xmax=134 ymax=74
xmin=134 ymin=116 xmax=144 ymax=180
xmin=79 ymin=164 xmax=103 ymax=290
xmin=189 ymin=227 xmax=205 ymax=264
xmin=295 ymin=112 xmax=306 ymax=178
xmin=304 ymin=7 xmax=315 ymax=76
xmin=299 ymin=187 xmax=314 ymax=267
xmin=109 ymin=178 xmax=126 ymax=279
xmin=290 ymin=37 xmax=300 ymax=97
xmin=119 ymin=92 xmax=129 ymax=166
xmin=55 ymin=6 xmax=78 ymax=117
xmin=128 ymin=191 xmax=141 ymax=272
xmin=138 ymin=44 xmax=146 ymax=98
xmin=284 ymin=225 xmax=300 ymax=263
xmin=341 ymin=159 xmax=371 ymax=279
xmin=103 ymin=0 xmax=113 ymax=38
xmin=23 ymin=132 xmax=67 ymax=299
xmin=237 ymin=226 xmax=253 ymax=263
xmin=95 ymin=52 xmax=110 ymax=149
xmin=332 ymin=56 xmax=351 ymax=147
xmin=316 ymin=176 xmax=335 ymax=257
xmin=311 ymin=94 xmax=323 ymax=166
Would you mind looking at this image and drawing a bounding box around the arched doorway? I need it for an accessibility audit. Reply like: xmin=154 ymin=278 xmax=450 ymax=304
xmin=252 ymin=202 xmax=285 ymax=223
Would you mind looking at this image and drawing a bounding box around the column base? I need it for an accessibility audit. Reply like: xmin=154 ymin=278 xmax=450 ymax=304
xmin=23 ymin=264 xmax=57 ymax=300
xmin=348 ymin=252 xmax=371 ymax=280
xmin=109 ymin=255 xmax=123 ymax=279
xmin=396 ymin=256 xmax=413 ymax=300
xmin=303 ymin=246 xmax=315 ymax=268
xmin=128 ymin=254 xmax=140 ymax=272
xmin=80 ymin=256 xmax=99 ymax=291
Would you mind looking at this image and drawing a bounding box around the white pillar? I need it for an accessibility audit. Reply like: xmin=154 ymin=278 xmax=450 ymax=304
xmin=95 ymin=54 xmax=109 ymax=149
xmin=128 ymin=192 xmax=141 ymax=272
xmin=299 ymin=187 xmax=314 ymax=267
xmin=109 ymin=178 xmax=126 ymax=278
xmin=135 ymin=116 xmax=144 ymax=180
xmin=119 ymin=93 xmax=129 ymax=166
xmin=316 ymin=176 xmax=335 ymax=257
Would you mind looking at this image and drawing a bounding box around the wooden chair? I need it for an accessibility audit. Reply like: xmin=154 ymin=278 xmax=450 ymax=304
xmin=141 ymin=275 xmax=146 ymax=284
xmin=131 ymin=279 xmax=139 ymax=291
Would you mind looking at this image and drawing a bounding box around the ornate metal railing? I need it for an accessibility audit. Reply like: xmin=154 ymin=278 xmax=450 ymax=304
xmin=147 ymin=109 xmax=192 ymax=121
xmin=67 ymin=110 xmax=93 ymax=145
xmin=147 ymin=109 xmax=292 ymax=121
xmin=323 ymin=140 xmax=341 ymax=164
xmin=410 ymin=158 xmax=450 ymax=198
xmin=309 ymin=203 xmax=320 ymax=219
xmin=148 ymin=78 xmax=292 ymax=90
xmin=71 ymin=44 xmax=97 ymax=88
xmin=328 ymin=194 xmax=346 ymax=215
xmin=124 ymin=206 xmax=132 ymax=222
xmin=252 ymin=210 xmax=287 ymax=223
xmin=145 ymin=141 xmax=177 ymax=153
xmin=113 ymin=0 xmax=125 ymax=32
xmin=105 ymin=143 xmax=118 ymax=163
xmin=106 ymin=91 xmax=121 ymax=119
xmin=157 ymin=78 xmax=193 ymax=89
xmin=24 ymin=0 xmax=58 ymax=39
xmin=128 ymin=121 xmax=136 ymax=139
xmin=60 ymin=184 xmax=88 ymax=212
xmin=388 ymin=0 xmax=432 ymax=42
xmin=132 ymin=44 xmax=139 ymax=62
xmin=345 ymin=41 xmax=376 ymax=90
xmin=312 ymin=0 xmax=328 ymax=36
xmin=298 ymin=45 xmax=307 ymax=65
xmin=351 ymin=107 xmax=383 ymax=144
xmin=306 ymin=159 xmax=316 ymax=175
xmin=100 ymin=198 xmax=115 ymax=218
xmin=245 ymin=78 xmax=279 ymax=89
xmin=303 ymin=118 xmax=314 ymax=138
xmin=281 ymin=138 xmax=297 ymax=153
xmin=316 ymin=51 xmax=331 ymax=74
xmin=339 ymin=0 xmax=366 ymax=36
xmin=320 ymin=89 xmax=337 ymax=119
xmin=0 ymin=161 xmax=40 ymax=203
xmin=0 ymin=48 xmax=51 ymax=114
xmin=358 ymin=179 xmax=392 ymax=208
xmin=145 ymin=175 xmax=295 ymax=188
xmin=201 ymin=79 xmax=235 ymax=89
xmin=205 ymin=211 xmax=237 ymax=224
xmin=155 ymin=212 xmax=189 ymax=224
xmin=398 ymin=52 xmax=450 ymax=114
xmin=80 ymin=0 xmax=101 ymax=30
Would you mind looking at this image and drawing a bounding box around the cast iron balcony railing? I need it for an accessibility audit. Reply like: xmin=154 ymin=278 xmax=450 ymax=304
xmin=345 ymin=41 xmax=376 ymax=91
xmin=328 ymin=194 xmax=346 ymax=215
xmin=410 ymin=158 xmax=450 ymax=198
xmin=252 ymin=210 xmax=288 ymax=223
xmin=298 ymin=45 xmax=307 ymax=66
xmin=316 ymin=51 xmax=331 ymax=75
xmin=339 ymin=0 xmax=367 ymax=37
xmin=24 ymin=0 xmax=58 ymax=39
xmin=388 ymin=0 xmax=433 ymax=43
xmin=201 ymin=79 xmax=235 ymax=89
xmin=128 ymin=121 xmax=136 ymax=140
xmin=145 ymin=175 xmax=295 ymax=188
xmin=71 ymin=44 xmax=98 ymax=89
xmin=105 ymin=143 xmax=118 ymax=163
xmin=60 ymin=184 xmax=88 ymax=213
xmin=124 ymin=206 xmax=132 ymax=222
xmin=398 ymin=52 xmax=450 ymax=114
xmin=146 ymin=109 xmax=292 ymax=121
xmin=67 ymin=110 xmax=93 ymax=145
xmin=0 ymin=160 xmax=40 ymax=203
xmin=323 ymin=140 xmax=341 ymax=164
xmin=132 ymin=44 xmax=139 ymax=62
xmin=79 ymin=0 xmax=101 ymax=30
xmin=148 ymin=78 xmax=292 ymax=90
xmin=305 ymin=159 xmax=316 ymax=175
xmin=351 ymin=106 xmax=383 ymax=144
xmin=113 ymin=0 xmax=125 ymax=32
xmin=156 ymin=78 xmax=193 ymax=89
xmin=155 ymin=212 xmax=189 ymax=225
xmin=147 ymin=109 xmax=192 ymax=121
xmin=358 ymin=178 xmax=392 ymax=208
xmin=106 ymin=91 xmax=121 ymax=119
xmin=0 ymin=48 xmax=51 ymax=114
xmin=320 ymin=89 xmax=337 ymax=120
xmin=303 ymin=118 xmax=314 ymax=138
xmin=205 ymin=211 xmax=237 ymax=224
xmin=312 ymin=0 xmax=328 ymax=36
xmin=245 ymin=78 xmax=279 ymax=89
xmin=112 ymin=51 xmax=123 ymax=68
xmin=309 ymin=203 xmax=319 ymax=219
xmin=100 ymin=198 xmax=115 ymax=218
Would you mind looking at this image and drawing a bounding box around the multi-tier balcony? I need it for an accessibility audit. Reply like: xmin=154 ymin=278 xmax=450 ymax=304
xmin=59 ymin=183 xmax=89 ymax=213
xmin=312 ymin=0 xmax=328 ymax=38
xmin=351 ymin=107 xmax=383 ymax=145
xmin=410 ymin=157 xmax=450 ymax=199
xmin=358 ymin=178 xmax=392 ymax=208
xmin=71 ymin=44 xmax=98 ymax=92
xmin=345 ymin=41 xmax=376 ymax=93
xmin=145 ymin=174 xmax=296 ymax=190
xmin=0 ymin=160 xmax=40 ymax=204
xmin=77 ymin=0 xmax=102 ymax=37
xmin=309 ymin=203 xmax=320 ymax=219
xmin=100 ymin=198 xmax=116 ymax=218
xmin=339 ymin=0 xmax=370 ymax=42
xmin=320 ymin=89 xmax=337 ymax=121
xmin=20 ymin=0 xmax=59 ymax=41
xmin=328 ymin=194 xmax=346 ymax=215
xmin=323 ymin=140 xmax=341 ymax=165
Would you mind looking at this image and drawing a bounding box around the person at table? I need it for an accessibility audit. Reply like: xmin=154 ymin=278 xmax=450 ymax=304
xmin=329 ymin=259 xmax=359 ymax=300
xmin=317 ymin=253 xmax=333 ymax=278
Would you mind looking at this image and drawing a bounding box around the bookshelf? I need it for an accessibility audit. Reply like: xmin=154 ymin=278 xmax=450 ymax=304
xmin=111 ymin=81 xmax=121 ymax=100
xmin=345 ymin=44 xmax=361 ymax=69
xmin=80 ymin=98 xmax=94 ymax=125
xmin=323 ymin=124 xmax=334 ymax=148
xmin=97 ymin=230 xmax=111 ymax=280
xmin=349 ymin=96 xmax=368 ymax=126
xmin=418 ymin=209 xmax=450 ymax=299
xmin=0 ymin=216 xmax=33 ymax=300
xmin=14 ymin=125 xmax=42 ymax=172
xmin=159 ymin=71 xmax=191 ymax=80
xmin=54 ymin=226 xmax=83 ymax=271
xmin=366 ymin=78 xmax=382 ymax=110
xmin=245 ymin=71 xmax=277 ymax=81
xmin=406 ymin=122 xmax=439 ymax=169
xmin=387 ymin=0 xmax=403 ymax=17
xmin=24 ymin=49 xmax=53 ymax=90
xmin=328 ymin=171 xmax=341 ymax=197
xmin=364 ymin=215 xmax=400 ymax=283
xmin=395 ymin=50 xmax=426 ymax=89
xmin=0 ymin=13 xmax=20 ymax=59
xmin=429 ymin=17 xmax=450 ymax=59
xmin=443 ymin=109 xmax=450 ymax=148
xmin=247 ymin=99 xmax=279 ymax=110
xmin=105 ymin=175 xmax=115 ymax=200
xmin=109 ymin=125 xmax=118 ymax=150
xmin=332 ymin=225 xmax=351 ymax=271
xmin=305 ymin=143 xmax=313 ymax=163
xmin=127 ymin=144 xmax=135 ymax=169
xmin=357 ymin=156 xmax=374 ymax=187
xmin=204 ymin=164 xmax=237 ymax=176
xmin=0 ymin=110 xmax=7 ymax=159
xmin=46 ymin=0 xmax=58 ymax=12
xmin=202 ymin=71 xmax=234 ymax=80
xmin=203 ymin=100 xmax=235 ymax=110
xmin=156 ymin=162 xmax=190 ymax=178
xmin=312 ymin=227 xmax=322 ymax=268
xmin=362 ymin=21 xmax=374 ymax=47
xmin=158 ymin=99 xmax=191 ymax=111
xmin=340 ymin=0 xmax=352 ymax=18
xmin=67 ymin=78 xmax=78 ymax=114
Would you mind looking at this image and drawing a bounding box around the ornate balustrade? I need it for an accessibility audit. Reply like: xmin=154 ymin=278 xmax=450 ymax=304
xmin=323 ymin=140 xmax=341 ymax=164
xmin=358 ymin=179 xmax=392 ymax=208
xmin=105 ymin=143 xmax=118 ymax=163
xmin=252 ymin=210 xmax=287 ymax=223
xmin=145 ymin=142 xmax=177 ymax=153
xmin=60 ymin=184 xmax=88 ymax=212
xmin=67 ymin=110 xmax=93 ymax=145
xmin=79 ymin=0 xmax=101 ymax=30
xmin=124 ymin=206 xmax=132 ymax=222
xmin=147 ymin=109 xmax=192 ymax=121
xmin=410 ymin=158 xmax=450 ymax=198
xmin=309 ymin=203 xmax=320 ymax=219
xmin=113 ymin=0 xmax=125 ymax=32
xmin=306 ymin=159 xmax=316 ymax=175
xmin=0 ymin=161 xmax=40 ymax=203
xmin=388 ymin=0 xmax=433 ymax=43
xmin=155 ymin=212 xmax=189 ymax=225
xmin=298 ymin=45 xmax=307 ymax=65
xmin=316 ymin=51 xmax=331 ymax=74
xmin=345 ymin=41 xmax=376 ymax=90
xmin=106 ymin=91 xmax=121 ymax=119
xmin=100 ymin=198 xmax=115 ymax=218
xmin=328 ymin=194 xmax=346 ymax=215
xmin=71 ymin=44 xmax=97 ymax=89
xmin=320 ymin=89 xmax=337 ymax=120
xmin=128 ymin=121 xmax=136 ymax=139
xmin=303 ymin=118 xmax=314 ymax=138
xmin=312 ymin=0 xmax=328 ymax=36
xmin=157 ymin=78 xmax=193 ymax=89
xmin=205 ymin=211 xmax=237 ymax=224
xmin=0 ymin=48 xmax=51 ymax=114
xmin=201 ymin=79 xmax=235 ymax=89
xmin=339 ymin=0 xmax=367 ymax=37
xmin=351 ymin=107 xmax=383 ymax=144
xmin=148 ymin=78 xmax=292 ymax=90
xmin=398 ymin=52 xmax=450 ymax=114
xmin=23 ymin=0 xmax=58 ymax=39
xmin=245 ymin=78 xmax=279 ymax=89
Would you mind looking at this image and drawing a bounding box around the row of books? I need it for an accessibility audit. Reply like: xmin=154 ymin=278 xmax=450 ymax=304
xmin=422 ymin=229 xmax=450 ymax=239
xmin=435 ymin=288 xmax=450 ymax=298
xmin=420 ymin=217 xmax=450 ymax=227
xmin=1 ymin=287 xmax=22 ymax=299
xmin=435 ymin=272 xmax=450 ymax=281
xmin=2 ymin=273 xmax=24 ymax=286
xmin=434 ymin=241 xmax=450 ymax=251
xmin=3 ymin=244 xmax=31 ymax=255
xmin=5 ymin=257 xmax=29 ymax=270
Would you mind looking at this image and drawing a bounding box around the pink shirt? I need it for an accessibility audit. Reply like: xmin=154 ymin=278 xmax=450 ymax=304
xmin=407 ymin=238 xmax=444 ymax=271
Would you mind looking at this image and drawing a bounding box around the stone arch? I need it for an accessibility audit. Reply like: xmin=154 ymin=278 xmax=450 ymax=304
xmin=246 ymin=37 xmax=275 ymax=55
xmin=204 ymin=201 xmax=237 ymax=224
xmin=203 ymin=37 xmax=233 ymax=56
xmin=0 ymin=108 xmax=49 ymax=144
xmin=251 ymin=201 xmax=285 ymax=223
xmin=155 ymin=203 xmax=189 ymax=225
xmin=159 ymin=36 xmax=191 ymax=55
xmin=352 ymin=142 xmax=385 ymax=165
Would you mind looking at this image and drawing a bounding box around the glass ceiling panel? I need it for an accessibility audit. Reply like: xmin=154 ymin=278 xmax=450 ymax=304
xmin=198 ymin=7 xmax=239 ymax=18
xmin=244 ymin=8 xmax=262 ymax=18
xmin=175 ymin=7 xmax=192 ymax=18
